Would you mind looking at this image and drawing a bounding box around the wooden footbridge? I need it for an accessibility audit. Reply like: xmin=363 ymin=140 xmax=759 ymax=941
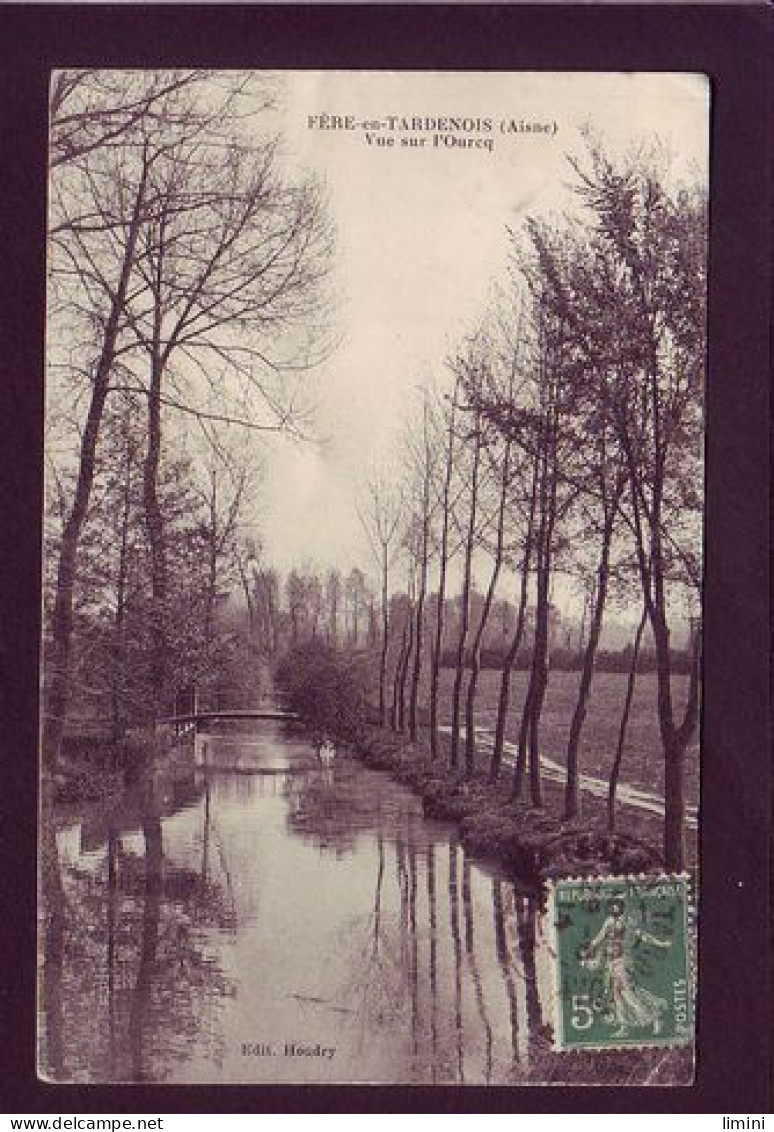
xmin=162 ymin=688 xmax=298 ymax=733
xmin=162 ymin=707 xmax=298 ymax=729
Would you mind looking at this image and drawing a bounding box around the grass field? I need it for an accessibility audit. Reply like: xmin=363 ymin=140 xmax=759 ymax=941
xmin=433 ymin=667 xmax=700 ymax=807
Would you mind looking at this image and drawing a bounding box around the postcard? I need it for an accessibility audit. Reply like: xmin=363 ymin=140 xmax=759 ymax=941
xmin=39 ymin=68 xmax=708 ymax=1086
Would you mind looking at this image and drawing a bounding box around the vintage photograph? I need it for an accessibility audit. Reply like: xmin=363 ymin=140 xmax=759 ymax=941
xmin=39 ymin=69 xmax=708 ymax=1086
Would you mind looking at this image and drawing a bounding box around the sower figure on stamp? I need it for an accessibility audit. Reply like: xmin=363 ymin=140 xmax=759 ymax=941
xmin=580 ymin=897 xmax=671 ymax=1038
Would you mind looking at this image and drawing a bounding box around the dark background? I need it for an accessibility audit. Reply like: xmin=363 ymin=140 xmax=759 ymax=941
xmin=0 ymin=3 xmax=770 ymax=1114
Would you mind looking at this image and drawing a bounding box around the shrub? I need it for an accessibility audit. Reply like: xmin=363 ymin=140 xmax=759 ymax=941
xmin=274 ymin=641 xmax=370 ymax=746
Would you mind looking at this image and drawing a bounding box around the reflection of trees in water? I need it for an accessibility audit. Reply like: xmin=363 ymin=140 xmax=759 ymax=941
xmin=515 ymin=891 xmax=543 ymax=1054
xmin=328 ymin=805 xmax=550 ymax=1085
xmin=492 ymin=877 xmax=521 ymax=1069
xmin=39 ymin=778 xmax=235 ymax=1083
xmin=283 ymin=759 xmax=428 ymax=858
xmin=461 ymin=857 xmax=494 ymax=1084
xmin=335 ymin=833 xmax=415 ymax=1052
xmin=129 ymin=817 xmax=162 ymax=1082
xmin=39 ymin=816 xmax=66 ymax=1080
xmin=281 ymin=758 xmax=554 ymax=1083
xmin=41 ymin=757 xmax=561 ymax=1084
xmin=372 ymin=832 xmax=385 ymax=957
xmin=448 ymin=840 xmax=466 ymax=1083
xmin=284 ymin=767 xmax=358 ymax=856
xmin=407 ymin=834 xmax=420 ymax=1059
xmin=426 ymin=844 xmax=439 ymax=1083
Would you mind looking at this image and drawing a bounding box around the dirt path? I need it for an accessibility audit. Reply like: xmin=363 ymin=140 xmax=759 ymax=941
xmin=443 ymin=724 xmax=699 ymax=830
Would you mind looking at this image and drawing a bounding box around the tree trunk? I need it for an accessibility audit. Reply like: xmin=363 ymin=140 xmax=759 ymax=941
xmin=607 ymin=605 xmax=646 ymax=832
xmin=142 ymin=197 xmax=171 ymax=720
xmin=143 ymin=355 xmax=167 ymax=718
xmin=490 ymin=532 xmax=534 ymax=782
xmin=204 ymin=472 xmax=218 ymax=649
xmin=563 ymin=516 xmax=614 ymax=819
xmin=491 ymin=453 xmax=539 ymax=783
xmin=398 ymin=597 xmax=415 ymax=734
xmin=450 ymin=415 xmax=481 ymax=770
xmin=522 ymin=398 xmax=560 ymax=808
xmin=513 ymin=499 xmax=548 ymax=801
xmin=512 ymin=674 xmax=534 ymax=800
xmin=429 ymin=383 xmax=458 ymax=759
xmin=649 ymin=604 xmax=700 ymax=870
xmin=378 ymin=546 xmax=389 ymax=725
xmin=391 ymin=614 xmax=409 ymax=731
xmin=527 ymin=653 xmax=547 ymax=807
xmin=409 ymin=430 xmax=431 ymax=742
xmin=43 ymin=166 xmax=148 ymax=769
xmin=236 ymin=557 xmax=256 ymax=640
xmin=515 ymin=518 xmax=550 ymax=806
xmin=527 ymin=528 xmax=555 ymax=808
xmin=408 ymin=583 xmax=425 ymax=742
xmin=663 ymin=731 xmax=686 ymax=871
xmin=465 ymin=439 xmax=511 ymax=777
xmin=111 ymin=434 xmax=134 ymax=742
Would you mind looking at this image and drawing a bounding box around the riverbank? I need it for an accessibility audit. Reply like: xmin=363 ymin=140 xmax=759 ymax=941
xmin=40 ymin=718 xmax=694 ymax=1086
xmin=48 ymin=726 xmax=187 ymax=804
xmin=353 ymin=726 xmax=667 ymax=886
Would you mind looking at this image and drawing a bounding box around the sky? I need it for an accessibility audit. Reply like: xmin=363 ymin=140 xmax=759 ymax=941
xmin=43 ymin=69 xmax=708 ymax=639
xmin=243 ymin=70 xmax=709 ymax=610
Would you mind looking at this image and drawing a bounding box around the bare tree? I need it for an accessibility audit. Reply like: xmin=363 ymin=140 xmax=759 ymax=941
xmin=562 ymin=471 xmax=626 ymax=819
xmin=466 ymin=308 xmax=542 ymax=784
xmin=449 ymin=393 xmax=483 ymax=772
xmin=407 ymin=397 xmax=434 ymax=743
xmin=285 ymin=567 xmax=326 ymax=644
xmin=464 ymin=286 xmax=572 ymax=806
xmin=325 ymin=569 xmax=342 ymax=646
xmin=464 ymin=426 xmax=512 ymax=778
xmin=103 ymin=399 xmax=144 ymax=739
xmin=44 ymin=70 xmax=331 ymax=749
xmin=489 ymin=445 xmax=539 ymax=782
xmin=345 ymin=567 xmax=368 ymax=648
xmin=460 ymin=329 xmax=528 ymax=780
xmin=390 ymin=592 xmax=413 ymax=732
xmin=565 ymin=144 xmax=705 ymax=867
xmin=357 ymin=473 xmax=403 ymax=725
xmin=396 ymin=555 xmax=417 ymax=734
xmin=428 ymin=379 xmax=460 ymax=760
xmin=194 ymin=453 xmax=251 ymax=651
xmin=49 ymin=70 xmax=216 ymax=173
xmin=113 ymin=89 xmax=331 ymax=712
xmin=44 ymin=111 xmax=153 ymax=765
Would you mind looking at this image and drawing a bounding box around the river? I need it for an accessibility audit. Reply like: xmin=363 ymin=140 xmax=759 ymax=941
xmin=38 ymin=720 xmax=600 ymax=1085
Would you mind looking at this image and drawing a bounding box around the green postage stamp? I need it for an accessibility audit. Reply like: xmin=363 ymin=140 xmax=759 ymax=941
xmin=549 ymin=874 xmax=695 ymax=1051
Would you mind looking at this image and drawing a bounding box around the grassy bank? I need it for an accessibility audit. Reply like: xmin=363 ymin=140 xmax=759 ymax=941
xmin=353 ymin=726 xmax=667 ymax=886
xmin=49 ymin=726 xmax=186 ymax=803
xmin=432 ymin=668 xmax=700 ymax=806
xmin=273 ymin=642 xmax=694 ymax=884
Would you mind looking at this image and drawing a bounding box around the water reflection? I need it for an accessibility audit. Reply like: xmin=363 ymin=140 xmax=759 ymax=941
xmin=426 ymin=844 xmax=438 ymax=1083
xmin=462 ymin=857 xmax=493 ymax=1084
xmin=40 ymin=727 xmax=565 ymax=1084
xmin=493 ymin=877 xmax=521 ymax=1068
xmin=39 ymin=818 xmax=66 ymax=1080
xmin=40 ymin=768 xmax=235 ymax=1083
xmin=448 ymin=840 xmax=465 ymax=1082
xmin=128 ymin=814 xmax=162 ymax=1083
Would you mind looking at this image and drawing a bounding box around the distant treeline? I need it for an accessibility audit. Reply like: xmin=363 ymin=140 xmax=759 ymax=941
xmin=441 ymin=647 xmax=696 ymax=675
